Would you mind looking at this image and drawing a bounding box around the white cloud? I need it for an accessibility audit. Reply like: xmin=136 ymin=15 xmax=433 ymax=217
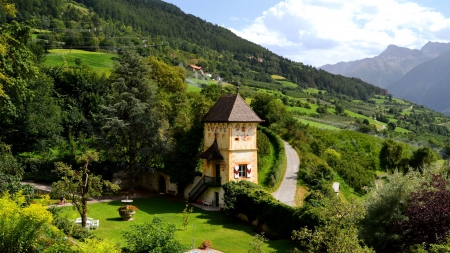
xmin=228 ymin=0 xmax=450 ymax=66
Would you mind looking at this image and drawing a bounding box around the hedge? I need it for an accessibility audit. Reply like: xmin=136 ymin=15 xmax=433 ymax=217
xmin=259 ymin=127 xmax=286 ymax=188
xmin=222 ymin=180 xmax=303 ymax=238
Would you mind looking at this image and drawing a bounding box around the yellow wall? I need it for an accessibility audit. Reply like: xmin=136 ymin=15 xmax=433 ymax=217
xmin=203 ymin=122 xmax=258 ymax=184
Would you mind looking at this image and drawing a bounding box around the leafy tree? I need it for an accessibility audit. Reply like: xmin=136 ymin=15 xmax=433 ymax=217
xmin=387 ymin=121 xmax=396 ymax=131
xmin=122 ymin=217 xmax=186 ymax=253
xmin=359 ymin=170 xmax=426 ymax=252
xmin=266 ymin=99 xmax=291 ymax=126
xmin=379 ymin=139 xmax=405 ymax=171
xmin=335 ymin=103 xmax=345 ymax=115
xmin=0 ymin=0 xmax=16 ymax=18
xmin=161 ymin=92 xmax=211 ymax=196
xmin=408 ymin=146 xmax=438 ymax=173
xmin=292 ymin=195 xmax=374 ymax=253
xmin=250 ymin=92 xmax=275 ymax=126
xmin=51 ymin=150 xmax=119 ymax=228
xmin=100 ymin=50 xmax=172 ymax=191
xmin=147 ymin=56 xmax=187 ymax=93
xmin=0 ymin=21 xmax=61 ymax=153
xmin=0 ymin=142 xmax=34 ymax=202
xmin=200 ymin=83 xmax=222 ymax=101
xmin=397 ymin=174 xmax=450 ymax=249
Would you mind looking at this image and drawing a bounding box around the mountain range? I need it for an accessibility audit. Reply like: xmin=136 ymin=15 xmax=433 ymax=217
xmin=320 ymin=42 xmax=450 ymax=115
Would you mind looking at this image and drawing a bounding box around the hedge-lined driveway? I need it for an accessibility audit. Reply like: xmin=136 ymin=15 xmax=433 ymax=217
xmin=272 ymin=141 xmax=300 ymax=206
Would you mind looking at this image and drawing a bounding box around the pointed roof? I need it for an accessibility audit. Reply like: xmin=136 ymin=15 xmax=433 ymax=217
xmin=197 ymin=139 xmax=224 ymax=160
xmin=202 ymin=94 xmax=263 ymax=123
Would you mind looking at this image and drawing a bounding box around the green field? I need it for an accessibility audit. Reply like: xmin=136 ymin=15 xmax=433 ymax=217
xmin=44 ymin=49 xmax=116 ymax=75
xmin=187 ymin=83 xmax=202 ymax=92
xmin=271 ymin=74 xmax=285 ymax=80
xmin=278 ymin=80 xmax=298 ymax=87
xmin=60 ymin=197 xmax=296 ymax=252
xmin=295 ymin=117 xmax=341 ymax=130
xmin=303 ymin=88 xmax=326 ymax=94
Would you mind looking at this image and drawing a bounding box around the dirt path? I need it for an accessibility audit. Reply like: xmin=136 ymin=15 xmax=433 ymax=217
xmin=271 ymin=141 xmax=300 ymax=206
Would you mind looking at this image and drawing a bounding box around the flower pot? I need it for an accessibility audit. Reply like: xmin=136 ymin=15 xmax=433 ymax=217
xmin=118 ymin=205 xmax=138 ymax=221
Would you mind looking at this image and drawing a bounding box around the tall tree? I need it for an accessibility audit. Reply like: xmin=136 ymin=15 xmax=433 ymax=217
xmin=100 ymin=50 xmax=172 ymax=191
xmin=51 ymin=150 xmax=119 ymax=228
xmin=379 ymin=139 xmax=405 ymax=171
xmin=162 ymin=92 xmax=212 ymax=196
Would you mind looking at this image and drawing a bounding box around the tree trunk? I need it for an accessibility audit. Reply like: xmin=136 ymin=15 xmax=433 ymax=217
xmin=81 ymin=199 xmax=88 ymax=228
xmin=128 ymin=177 xmax=135 ymax=192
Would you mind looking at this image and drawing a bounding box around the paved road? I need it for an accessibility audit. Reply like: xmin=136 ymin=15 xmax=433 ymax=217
xmin=271 ymin=141 xmax=300 ymax=206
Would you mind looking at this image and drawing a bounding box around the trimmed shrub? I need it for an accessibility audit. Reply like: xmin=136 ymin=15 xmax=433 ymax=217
xmin=222 ymin=181 xmax=302 ymax=238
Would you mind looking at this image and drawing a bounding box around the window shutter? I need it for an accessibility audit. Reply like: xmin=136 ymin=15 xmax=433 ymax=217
xmin=234 ymin=166 xmax=239 ymax=179
xmin=247 ymin=165 xmax=252 ymax=178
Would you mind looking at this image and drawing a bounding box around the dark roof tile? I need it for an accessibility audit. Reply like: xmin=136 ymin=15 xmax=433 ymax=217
xmin=202 ymin=94 xmax=263 ymax=122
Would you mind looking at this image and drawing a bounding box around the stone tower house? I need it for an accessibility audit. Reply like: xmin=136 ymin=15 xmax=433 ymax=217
xmin=190 ymin=93 xmax=263 ymax=206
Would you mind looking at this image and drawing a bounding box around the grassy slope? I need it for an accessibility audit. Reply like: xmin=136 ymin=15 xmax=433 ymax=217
xmin=44 ymin=49 xmax=116 ymax=75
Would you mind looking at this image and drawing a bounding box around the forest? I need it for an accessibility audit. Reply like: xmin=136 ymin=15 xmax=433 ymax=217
xmin=2 ymin=0 xmax=450 ymax=252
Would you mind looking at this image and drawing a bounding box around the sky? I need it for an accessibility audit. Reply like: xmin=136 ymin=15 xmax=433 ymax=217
xmin=162 ymin=0 xmax=450 ymax=67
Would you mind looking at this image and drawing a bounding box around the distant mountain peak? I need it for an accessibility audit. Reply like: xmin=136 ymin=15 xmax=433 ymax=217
xmin=420 ymin=41 xmax=450 ymax=58
xmin=379 ymin=44 xmax=419 ymax=58
xmin=320 ymin=41 xmax=450 ymax=88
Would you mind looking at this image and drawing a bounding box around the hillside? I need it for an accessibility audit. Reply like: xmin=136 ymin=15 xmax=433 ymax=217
xmin=320 ymin=42 xmax=450 ymax=89
xmin=7 ymin=0 xmax=385 ymax=100
xmin=388 ymin=51 xmax=450 ymax=115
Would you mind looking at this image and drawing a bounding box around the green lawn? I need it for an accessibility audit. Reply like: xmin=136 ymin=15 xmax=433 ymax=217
xmin=44 ymin=49 xmax=116 ymax=75
xmin=60 ymin=197 xmax=297 ymax=252
xmin=187 ymin=83 xmax=202 ymax=92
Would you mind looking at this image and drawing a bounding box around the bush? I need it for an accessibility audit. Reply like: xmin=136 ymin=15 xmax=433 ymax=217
xmin=122 ymin=217 xmax=186 ymax=253
xmin=222 ymin=181 xmax=302 ymax=238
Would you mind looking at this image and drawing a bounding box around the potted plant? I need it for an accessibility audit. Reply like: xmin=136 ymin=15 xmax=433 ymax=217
xmin=199 ymin=240 xmax=212 ymax=250
xmin=118 ymin=205 xmax=138 ymax=221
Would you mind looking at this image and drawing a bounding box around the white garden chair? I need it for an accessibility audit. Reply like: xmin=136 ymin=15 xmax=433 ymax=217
xmin=91 ymin=219 xmax=100 ymax=229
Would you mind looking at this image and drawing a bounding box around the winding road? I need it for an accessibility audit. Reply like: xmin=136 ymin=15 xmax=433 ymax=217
xmin=271 ymin=141 xmax=300 ymax=206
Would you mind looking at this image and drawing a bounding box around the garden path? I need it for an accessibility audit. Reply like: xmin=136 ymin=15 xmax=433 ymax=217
xmin=271 ymin=141 xmax=300 ymax=206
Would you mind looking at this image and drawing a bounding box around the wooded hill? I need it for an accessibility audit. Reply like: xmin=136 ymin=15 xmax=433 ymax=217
xmin=6 ymin=0 xmax=385 ymax=100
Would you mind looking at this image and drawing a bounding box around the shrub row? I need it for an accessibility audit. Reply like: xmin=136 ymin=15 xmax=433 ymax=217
xmin=222 ymin=180 xmax=303 ymax=238
xmin=260 ymin=127 xmax=286 ymax=186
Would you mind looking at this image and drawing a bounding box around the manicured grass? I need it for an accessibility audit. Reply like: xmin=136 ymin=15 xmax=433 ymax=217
xmin=60 ymin=197 xmax=297 ymax=252
xmin=44 ymin=49 xmax=116 ymax=75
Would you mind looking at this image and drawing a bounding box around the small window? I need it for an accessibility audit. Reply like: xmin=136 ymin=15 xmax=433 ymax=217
xmin=238 ymin=165 xmax=247 ymax=177
xmin=235 ymin=137 xmax=240 ymax=141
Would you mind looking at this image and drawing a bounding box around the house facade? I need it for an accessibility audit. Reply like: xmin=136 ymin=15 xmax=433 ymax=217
xmin=191 ymin=93 xmax=263 ymax=207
